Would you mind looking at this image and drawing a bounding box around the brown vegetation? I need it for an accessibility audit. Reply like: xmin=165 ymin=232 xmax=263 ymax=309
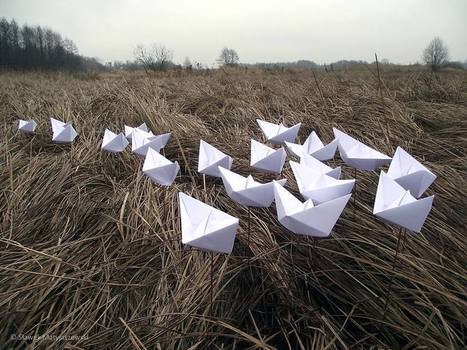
xmin=0 ymin=67 xmax=466 ymax=349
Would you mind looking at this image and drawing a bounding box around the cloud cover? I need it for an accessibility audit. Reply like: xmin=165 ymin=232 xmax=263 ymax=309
xmin=1 ymin=0 xmax=466 ymax=65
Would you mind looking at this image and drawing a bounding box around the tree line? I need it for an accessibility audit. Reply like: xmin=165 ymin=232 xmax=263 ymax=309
xmin=0 ymin=17 xmax=102 ymax=71
xmin=0 ymin=18 xmax=465 ymax=73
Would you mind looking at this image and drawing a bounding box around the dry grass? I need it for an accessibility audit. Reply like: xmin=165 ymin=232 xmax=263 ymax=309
xmin=0 ymin=67 xmax=466 ymax=349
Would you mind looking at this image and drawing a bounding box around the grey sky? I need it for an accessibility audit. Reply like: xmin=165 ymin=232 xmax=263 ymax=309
xmin=1 ymin=0 xmax=466 ymax=66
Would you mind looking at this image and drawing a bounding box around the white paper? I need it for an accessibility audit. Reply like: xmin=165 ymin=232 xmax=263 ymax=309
xmin=101 ymin=129 xmax=129 ymax=153
xmin=333 ymin=127 xmax=391 ymax=170
xmin=273 ymin=182 xmax=351 ymax=237
xmin=285 ymin=131 xmax=338 ymax=161
xmin=250 ymin=139 xmax=287 ymax=174
xmin=256 ymin=119 xmax=301 ymax=144
xmin=50 ymin=118 xmax=78 ymax=144
xmin=373 ymin=171 xmax=433 ymax=233
xmin=179 ymin=192 xmax=239 ymax=254
xmin=18 ymin=119 xmax=37 ymax=134
xmin=198 ymin=140 xmax=233 ymax=177
xmin=299 ymin=154 xmax=341 ymax=179
xmin=218 ymin=166 xmax=287 ymax=207
xmin=125 ymin=122 xmax=150 ymax=141
xmin=387 ymin=146 xmax=436 ymax=198
xmin=290 ymin=161 xmax=354 ymax=204
xmin=143 ymin=148 xmax=179 ymax=186
xmin=131 ymin=128 xmax=171 ymax=156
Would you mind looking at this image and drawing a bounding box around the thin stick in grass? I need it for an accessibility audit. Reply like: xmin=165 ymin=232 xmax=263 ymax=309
xmin=382 ymin=227 xmax=405 ymax=320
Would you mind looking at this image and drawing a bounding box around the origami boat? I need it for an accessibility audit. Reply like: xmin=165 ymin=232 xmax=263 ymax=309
xmin=250 ymin=139 xmax=287 ymax=173
xmin=179 ymin=192 xmax=239 ymax=254
xmin=218 ymin=166 xmax=286 ymax=207
xmin=333 ymin=127 xmax=391 ymax=170
xmin=387 ymin=147 xmax=436 ymax=198
xmin=373 ymin=171 xmax=434 ymax=233
xmin=257 ymin=119 xmax=301 ymax=144
xmin=285 ymin=131 xmax=338 ymax=161
xmin=273 ymin=182 xmax=351 ymax=237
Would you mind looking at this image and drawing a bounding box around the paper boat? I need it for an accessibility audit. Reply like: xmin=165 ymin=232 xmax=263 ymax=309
xmin=373 ymin=171 xmax=433 ymax=233
xmin=257 ymin=119 xmax=301 ymax=144
xmin=179 ymin=192 xmax=239 ymax=254
xmin=51 ymin=118 xmax=78 ymax=143
xmin=387 ymin=147 xmax=436 ymax=198
xmin=333 ymin=127 xmax=391 ymax=170
xmin=198 ymin=140 xmax=233 ymax=177
xmin=101 ymin=129 xmax=129 ymax=153
xmin=18 ymin=119 xmax=37 ymax=134
xmin=125 ymin=122 xmax=150 ymax=141
xmin=132 ymin=128 xmax=171 ymax=156
xmin=218 ymin=166 xmax=286 ymax=207
xmin=290 ymin=161 xmax=354 ymax=204
xmin=273 ymin=182 xmax=351 ymax=237
xmin=299 ymin=154 xmax=341 ymax=179
xmin=285 ymin=131 xmax=338 ymax=161
xmin=250 ymin=139 xmax=287 ymax=174
xmin=143 ymin=148 xmax=179 ymax=186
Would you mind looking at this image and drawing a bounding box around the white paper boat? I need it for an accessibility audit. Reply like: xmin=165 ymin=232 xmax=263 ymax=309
xmin=373 ymin=171 xmax=433 ymax=233
xmin=198 ymin=140 xmax=233 ymax=177
xmin=51 ymin=118 xmax=78 ymax=143
xmin=143 ymin=148 xmax=180 ymax=186
xmin=257 ymin=119 xmax=301 ymax=144
xmin=273 ymin=182 xmax=351 ymax=237
xmin=179 ymin=192 xmax=239 ymax=254
xmin=299 ymin=154 xmax=341 ymax=179
xmin=125 ymin=122 xmax=150 ymax=141
xmin=101 ymin=129 xmax=129 ymax=153
xmin=250 ymin=139 xmax=287 ymax=174
xmin=131 ymin=128 xmax=171 ymax=156
xmin=218 ymin=166 xmax=287 ymax=207
xmin=333 ymin=127 xmax=391 ymax=170
xmin=290 ymin=161 xmax=354 ymax=204
xmin=285 ymin=131 xmax=338 ymax=160
xmin=387 ymin=147 xmax=436 ymax=198
xmin=18 ymin=119 xmax=37 ymax=134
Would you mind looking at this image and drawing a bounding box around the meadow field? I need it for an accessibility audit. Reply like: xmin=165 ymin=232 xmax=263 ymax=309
xmin=0 ymin=67 xmax=466 ymax=349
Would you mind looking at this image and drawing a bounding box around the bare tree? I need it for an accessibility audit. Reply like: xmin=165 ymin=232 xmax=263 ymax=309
xmin=423 ymin=37 xmax=449 ymax=71
xmin=217 ymin=47 xmax=239 ymax=66
xmin=134 ymin=44 xmax=173 ymax=72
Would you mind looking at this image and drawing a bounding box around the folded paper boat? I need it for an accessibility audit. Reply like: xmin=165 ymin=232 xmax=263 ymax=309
xmin=285 ymin=131 xmax=338 ymax=161
xmin=101 ymin=129 xmax=129 ymax=153
xmin=250 ymin=139 xmax=287 ymax=174
xmin=131 ymin=128 xmax=171 ymax=156
xmin=18 ymin=119 xmax=37 ymax=134
xmin=290 ymin=161 xmax=354 ymax=204
xmin=273 ymin=181 xmax=351 ymax=237
xmin=373 ymin=171 xmax=433 ymax=233
xmin=257 ymin=119 xmax=301 ymax=144
xmin=333 ymin=127 xmax=391 ymax=170
xmin=218 ymin=166 xmax=286 ymax=207
xmin=299 ymin=154 xmax=341 ymax=179
xmin=387 ymin=146 xmax=436 ymax=198
xmin=143 ymin=148 xmax=179 ymax=186
xmin=51 ymin=118 xmax=78 ymax=143
xmin=198 ymin=140 xmax=233 ymax=177
xmin=125 ymin=122 xmax=150 ymax=141
xmin=179 ymin=192 xmax=239 ymax=254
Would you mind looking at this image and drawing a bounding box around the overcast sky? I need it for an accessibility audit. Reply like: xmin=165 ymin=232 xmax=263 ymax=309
xmin=1 ymin=0 xmax=466 ymax=65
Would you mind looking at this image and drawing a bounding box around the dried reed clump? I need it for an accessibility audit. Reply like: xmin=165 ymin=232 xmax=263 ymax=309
xmin=0 ymin=68 xmax=466 ymax=349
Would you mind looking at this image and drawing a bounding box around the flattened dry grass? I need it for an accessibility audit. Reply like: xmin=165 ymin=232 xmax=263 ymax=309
xmin=0 ymin=68 xmax=466 ymax=349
